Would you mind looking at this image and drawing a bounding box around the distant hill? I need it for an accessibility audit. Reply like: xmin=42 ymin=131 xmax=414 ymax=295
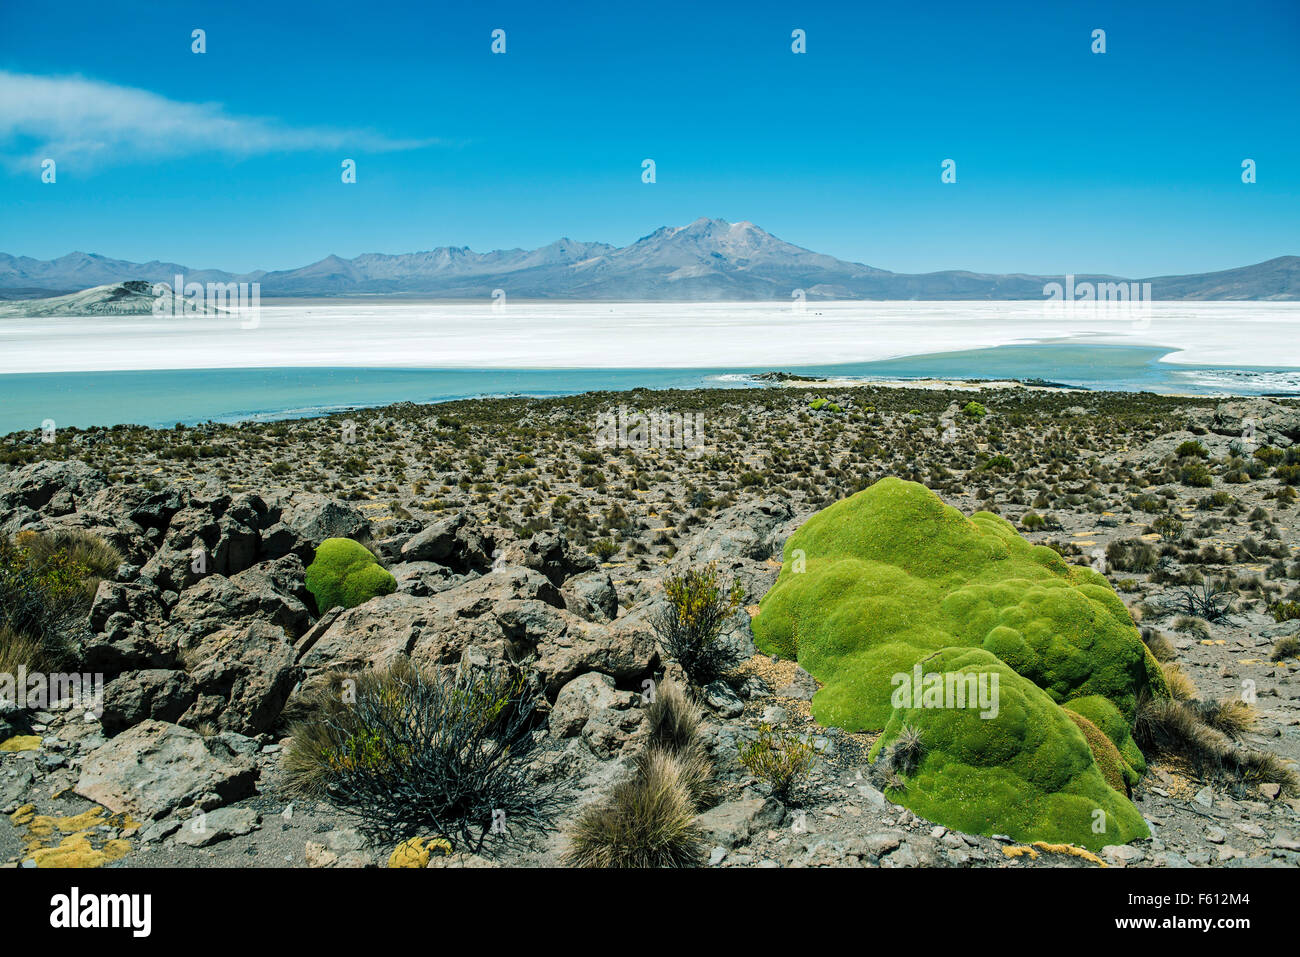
xmin=2 ymin=220 xmax=1296 ymax=302
xmin=0 ymin=280 xmax=219 ymax=317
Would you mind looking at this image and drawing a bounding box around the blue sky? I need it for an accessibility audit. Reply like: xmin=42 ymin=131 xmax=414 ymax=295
xmin=1 ymin=0 xmax=1296 ymax=276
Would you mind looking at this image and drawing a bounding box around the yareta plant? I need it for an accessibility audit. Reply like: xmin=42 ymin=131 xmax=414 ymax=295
xmin=867 ymin=648 xmax=1150 ymax=851
xmin=305 ymin=537 xmax=397 ymax=613
xmin=752 ymin=477 xmax=1169 ymax=847
xmin=752 ymin=477 xmax=1167 ymax=731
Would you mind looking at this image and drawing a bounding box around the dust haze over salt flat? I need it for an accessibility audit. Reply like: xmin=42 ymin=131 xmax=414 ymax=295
xmin=1 ymin=301 xmax=1299 ymax=375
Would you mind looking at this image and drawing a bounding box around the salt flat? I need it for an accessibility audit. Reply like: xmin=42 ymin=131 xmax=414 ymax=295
xmin=0 ymin=301 xmax=1298 ymax=375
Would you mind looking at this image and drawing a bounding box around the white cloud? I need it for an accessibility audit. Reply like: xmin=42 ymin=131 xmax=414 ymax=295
xmin=0 ymin=70 xmax=436 ymax=170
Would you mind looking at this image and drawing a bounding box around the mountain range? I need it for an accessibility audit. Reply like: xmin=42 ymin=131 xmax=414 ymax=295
xmin=2 ymin=218 xmax=1297 ymax=301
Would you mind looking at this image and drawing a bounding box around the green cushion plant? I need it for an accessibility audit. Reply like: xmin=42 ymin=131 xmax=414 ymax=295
xmin=752 ymin=477 xmax=1168 ymax=847
xmin=753 ymin=477 xmax=1166 ymax=731
xmin=305 ymin=538 xmax=397 ymax=613
xmin=867 ymin=648 xmax=1149 ymax=851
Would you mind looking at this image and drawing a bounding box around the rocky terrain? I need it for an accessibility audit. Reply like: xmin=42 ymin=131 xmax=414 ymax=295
xmin=1 ymin=384 xmax=1299 ymax=868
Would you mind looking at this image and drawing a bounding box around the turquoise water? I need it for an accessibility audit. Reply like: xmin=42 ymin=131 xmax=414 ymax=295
xmin=2 ymin=343 xmax=1298 ymax=435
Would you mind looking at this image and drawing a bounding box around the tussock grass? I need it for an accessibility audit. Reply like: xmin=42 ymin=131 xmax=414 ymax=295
xmin=1192 ymin=697 xmax=1257 ymax=737
xmin=1135 ymin=694 xmax=1298 ymax=798
xmin=1271 ymin=635 xmax=1300 ymax=662
xmin=1140 ymin=627 xmax=1177 ymax=662
xmin=1 ymin=530 xmax=117 ymax=670
xmin=564 ymin=747 xmax=706 ymax=868
xmin=564 ymin=679 xmax=713 ymax=868
xmin=0 ymin=623 xmax=48 ymax=676
xmin=1160 ymin=661 xmax=1198 ymax=701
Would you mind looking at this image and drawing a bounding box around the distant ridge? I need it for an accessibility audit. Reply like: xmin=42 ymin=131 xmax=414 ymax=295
xmin=0 ymin=280 xmax=220 ymax=318
xmin=2 ymin=219 xmax=1296 ymax=301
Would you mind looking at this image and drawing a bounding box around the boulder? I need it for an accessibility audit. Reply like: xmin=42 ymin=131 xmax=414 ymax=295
xmin=84 ymin=485 xmax=185 ymax=534
xmin=301 ymin=566 xmax=558 ymax=675
xmin=84 ymin=579 xmax=173 ymax=672
xmin=498 ymin=530 xmax=596 ymax=586
xmin=300 ymin=592 xmax=462 ymax=675
xmin=509 ymin=600 xmax=659 ymax=695
xmin=550 ymin=672 xmax=627 ymax=737
xmin=166 ymin=557 xmax=311 ymax=652
xmin=693 ymin=798 xmax=783 ymax=849
xmin=173 ymin=806 xmax=261 ymax=847
xmin=388 ymin=560 xmax=461 ymax=597
xmin=100 ymin=670 xmax=197 ymax=735
xmin=1201 ymin=398 xmax=1300 ymax=445
xmin=281 ymin=494 xmax=370 ymax=546
xmin=179 ymin=620 xmax=298 ymax=735
xmin=75 ymin=720 xmax=257 ymax=820
xmin=0 ymin=460 xmax=107 ymax=516
xmin=672 ymin=499 xmax=796 ymax=567
xmin=561 ymin=569 xmax=619 ymax=621
xmin=258 ymin=521 xmax=314 ymax=564
xmin=550 ymin=672 xmax=645 ymax=757
xmin=400 ymin=511 xmax=494 ymax=573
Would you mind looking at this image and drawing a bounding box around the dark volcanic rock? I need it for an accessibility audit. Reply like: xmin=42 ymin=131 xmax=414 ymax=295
xmin=400 ymin=511 xmax=495 ymax=573
xmin=100 ymin=669 xmax=198 ymax=735
xmin=281 ymin=494 xmax=370 ymax=545
xmin=499 ymin=530 xmax=596 ymax=586
xmin=0 ymin=460 xmax=107 ymax=517
xmin=179 ymin=620 xmax=298 ymax=735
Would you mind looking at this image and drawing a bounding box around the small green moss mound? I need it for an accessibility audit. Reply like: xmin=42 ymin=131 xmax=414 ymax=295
xmin=304 ymin=538 xmax=397 ymax=612
xmin=752 ymin=477 xmax=1165 ymax=731
xmin=868 ymin=648 xmax=1148 ymax=851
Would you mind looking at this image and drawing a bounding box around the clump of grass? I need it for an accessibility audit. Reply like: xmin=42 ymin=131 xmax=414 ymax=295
xmin=15 ymin=529 xmax=122 ymax=595
xmin=737 ymin=723 xmax=818 ymax=802
xmin=1271 ymin=635 xmax=1300 ymax=662
xmin=882 ymin=724 xmax=926 ymax=776
xmin=1140 ymin=627 xmax=1177 ymax=662
xmin=1173 ymin=615 xmax=1210 ymax=640
xmin=0 ymin=531 xmax=117 ymax=670
xmin=645 ymin=679 xmax=702 ymax=755
xmin=590 ymin=538 xmax=618 ymax=561
xmin=1160 ymin=661 xmax=1198 ymax=701
xmin=1134 ymin=694 xmax=1298 ymax=798
xmin=1107 ymin=539 xmax=1158 ymax=573
xmin=1192 ymin=698 xmax=1257 ymax=738
xmin=0 ymin=623 xmax=47 ymax=677
xmin=283 ymin=658 xmax=562 ymax=851
xmin=564 ymin=679 xmax=713 ymax=868
xmin=564 ymin=748 xmax=706 ymax=868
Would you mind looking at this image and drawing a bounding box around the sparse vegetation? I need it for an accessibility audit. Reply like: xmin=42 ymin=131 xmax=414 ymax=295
xmin=737 ymin=723 xmax=818 ymax=802
xmin=650 ymin=563 xmax=744 ymax=685
xmin=564 ymin=679 xmax=712 ymax=868
xmin=284 ymin=659 xmax=562 ymax=850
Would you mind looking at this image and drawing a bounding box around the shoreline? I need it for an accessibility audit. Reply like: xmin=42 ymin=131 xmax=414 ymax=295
xmin=3 ymin=365 xmax=1299 ymax=440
